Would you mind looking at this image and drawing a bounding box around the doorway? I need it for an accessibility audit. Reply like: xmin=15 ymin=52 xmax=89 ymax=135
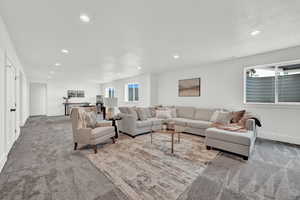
xmin=30 ymin=83 xmax=47 ymax=116
xmin=5 ymin=58 xmax=17 ymax=153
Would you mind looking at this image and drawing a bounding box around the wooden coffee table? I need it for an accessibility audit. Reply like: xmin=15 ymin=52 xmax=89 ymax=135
xmin=150 ymin=125 xmax=185 ymax=154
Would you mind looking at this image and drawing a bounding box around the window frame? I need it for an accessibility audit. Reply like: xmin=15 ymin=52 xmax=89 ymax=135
xmin=105 ymin=87 xmax=115 ymax=98
xmin=244 ymin=59 xmax=300 ymax=106
xmin=125 ymin=83 xmax=140 ymax=102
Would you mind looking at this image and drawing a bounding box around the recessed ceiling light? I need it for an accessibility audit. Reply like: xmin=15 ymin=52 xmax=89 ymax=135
xmin=251 ymin=30 xmax=261 ymax=36
xmin=117 ymin=73 xmax=121 ymax=76
xmin=47 ymin=75 xmax=52 ymax=79
xmin=173 ymin=54 xmax=180 ymax=59
xmin=61 ymin=49 xmax=69 ymax=54
xmin=49 ymin=71 xmax=55 ymax=75
xmin=80 ymin=14 xmax=90 ymax=23
xmin=137 ymin=66 xmax=142 ymax=70
xmin=55 ymin=63 xmax=61 ymax=66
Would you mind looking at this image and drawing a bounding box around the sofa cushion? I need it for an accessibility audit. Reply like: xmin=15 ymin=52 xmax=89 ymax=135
xmin=156 ymin=110 xmax=172 ymax=119
xmin=176 ymin=106 xmax=195 ymax=119
xmin=127 ymin=107 xmax=138 ymax=120
xmin=194 ymin=108 xmax=216 ymax=121
xmin=136 ymin=120 xmax=152 ymax=128
xmin=147 ymin=118 xmax=163 ymax=126
xmin=136 ymin=108 xmax=148 ymax=121
xmin=91 ymin=126 xmax=115 ymax=139
xmin=205 ymin=127 xmax=254 ymax=146
xmin=119 ymin=107 xmax=129 ymax=114
xmin=172 ymin=118 xmax=192 ymax=126
xmin=186 ymin=120 xmax=212 ymax=129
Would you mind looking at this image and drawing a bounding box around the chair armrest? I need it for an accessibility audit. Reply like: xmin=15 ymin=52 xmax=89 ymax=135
xmin=76 ymin=128 xmax=92 ymax=144
xmin=95 ymin=121 xmax=112 ymax=127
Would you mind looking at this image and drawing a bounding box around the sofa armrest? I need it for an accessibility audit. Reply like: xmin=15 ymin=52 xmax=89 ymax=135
xmin=76 ymin=128 xmax=92 ymax=144
xmin=245 ymin=119 xmax=257 ymax=137
xmin=118 ymin=113 xmax=137 ymax=133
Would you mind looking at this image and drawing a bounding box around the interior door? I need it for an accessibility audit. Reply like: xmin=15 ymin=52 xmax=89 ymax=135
xmin=5 ymin=59 xmax=17 ymax=152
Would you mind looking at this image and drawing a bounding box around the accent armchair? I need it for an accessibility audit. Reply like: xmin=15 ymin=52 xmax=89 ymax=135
xmin=70 ymin=107 xmax=117 ymax=153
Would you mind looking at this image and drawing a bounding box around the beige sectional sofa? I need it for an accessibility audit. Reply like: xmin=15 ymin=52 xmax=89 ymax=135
xmin=118 ymin=106 xmax=218 ymax=137
xmin=117 ymin=106 xmax=257 ymax=160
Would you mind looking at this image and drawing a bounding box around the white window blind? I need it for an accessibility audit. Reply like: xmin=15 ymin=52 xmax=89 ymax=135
xmin=245 ymin=60 xmax=300 ymax=104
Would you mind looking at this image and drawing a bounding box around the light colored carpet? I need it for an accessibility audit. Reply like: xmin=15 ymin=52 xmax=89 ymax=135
xmin=82 ymin=132 xmax=219 ymax=200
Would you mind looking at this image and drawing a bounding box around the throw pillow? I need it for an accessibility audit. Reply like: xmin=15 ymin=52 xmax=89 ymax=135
xmin=127 ymin=107 xmax=138 ymax=120
xmin=156 ymin=110 xmax=172 ymax=119
xmin=144 ymin=108 xmax=152 ymax=118
xmin=85 ymin=111 xmax=97 ymax=128
xmin=231 ymin=110 xmax=246 ymax=123
xmin=214 ymin=111 xmax=232 ymax=125
xmin=210 ymin=110 xmax=220 ymax=122
xmin=238 ymin=112 xmax=253 ymax=127
xmin=149 ymin=107 xmax=156 ymax=117
xmin=136 ymin=108 xmax=148 ymax=121
xmin=169 ymin=108 xmax=177 ymax=118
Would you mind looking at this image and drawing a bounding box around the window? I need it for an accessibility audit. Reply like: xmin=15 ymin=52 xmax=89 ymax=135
xmin=105 ymin=87 xmax=115 ymax=98
xmin=125 ymin=83 xmax=139 ymax=101
xmin=245 ymin=60 xmax=300 ymax=104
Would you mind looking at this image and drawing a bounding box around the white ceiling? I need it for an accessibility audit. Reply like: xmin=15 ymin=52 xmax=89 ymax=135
xmin=1 ymin=0 xmax=300 ymax=83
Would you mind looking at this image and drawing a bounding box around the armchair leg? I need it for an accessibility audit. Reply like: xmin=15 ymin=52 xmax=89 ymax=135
xmin=112 ymin=137 xmax=116 ymax=143
xmin=93 ymin=145 xmax=98 ymax=154
xmin=206 ymin=146 xmax=211 ymax=150
xmin=243 ymin=156 xmax=248 ymax=160
xmin=74 ymin=142 xmax=78 ymax=150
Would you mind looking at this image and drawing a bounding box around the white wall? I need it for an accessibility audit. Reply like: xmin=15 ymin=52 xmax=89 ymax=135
xmin=157 ymin=46 xmax=300 ymax=145
xmin=30 ymin=82 xmax=47 ymax=116
xmin=47 ymin=81 xmax=100 ymax=116
xmin=100 ymin=74 xmax=153 ymax=108
xmin=0 ymin=16 xmax=29 ymax=172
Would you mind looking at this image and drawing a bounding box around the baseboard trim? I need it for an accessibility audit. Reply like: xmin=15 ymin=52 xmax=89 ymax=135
xmin=0 ymin=154 xmax=7 ymax=173
xmin=258 ymin=132 xmax=300 ymax=146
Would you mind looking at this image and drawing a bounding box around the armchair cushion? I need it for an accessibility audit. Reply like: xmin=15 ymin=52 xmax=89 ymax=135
xmin=95 ymin=121 xmax=112 ymax=127
xmin=91 ymin=126 xmax=115 ymax=139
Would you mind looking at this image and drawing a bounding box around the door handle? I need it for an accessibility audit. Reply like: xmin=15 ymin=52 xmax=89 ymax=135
xmin=10 ymin=108 xmax=16 ymax=112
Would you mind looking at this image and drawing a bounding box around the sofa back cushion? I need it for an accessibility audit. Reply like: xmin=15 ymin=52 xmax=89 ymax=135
xmin=127 ymin=107 xmax=138 ymax=120
xmin=136 ymin=108 xmax=148 ymax=121
xmin=119 ymin=107 xmax=129 ymax=114
xmin=176 ymin=106 xmax=195 ymax=119
xmin=194 ymin=108 xmax=216 ymax=121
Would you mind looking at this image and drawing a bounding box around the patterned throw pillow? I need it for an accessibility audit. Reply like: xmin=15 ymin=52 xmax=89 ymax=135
xmin=144 ymin=108 xmax=152 ymax=118
xmin=136 ymin=108 xmax=148 ymax=121
xmin=156 ymin=110 xmax=172 ymax=119
xmin=149 ymin=107 xmax=156 ymax=117
xmin=85 ymin=111 xmax=97 ymax=128
xmin=214 ymin=111 xmax=232 ymax=125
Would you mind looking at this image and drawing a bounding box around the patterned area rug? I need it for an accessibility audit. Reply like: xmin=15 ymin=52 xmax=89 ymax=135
xmin=82 ymin=132 xmax=219 ymax=200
